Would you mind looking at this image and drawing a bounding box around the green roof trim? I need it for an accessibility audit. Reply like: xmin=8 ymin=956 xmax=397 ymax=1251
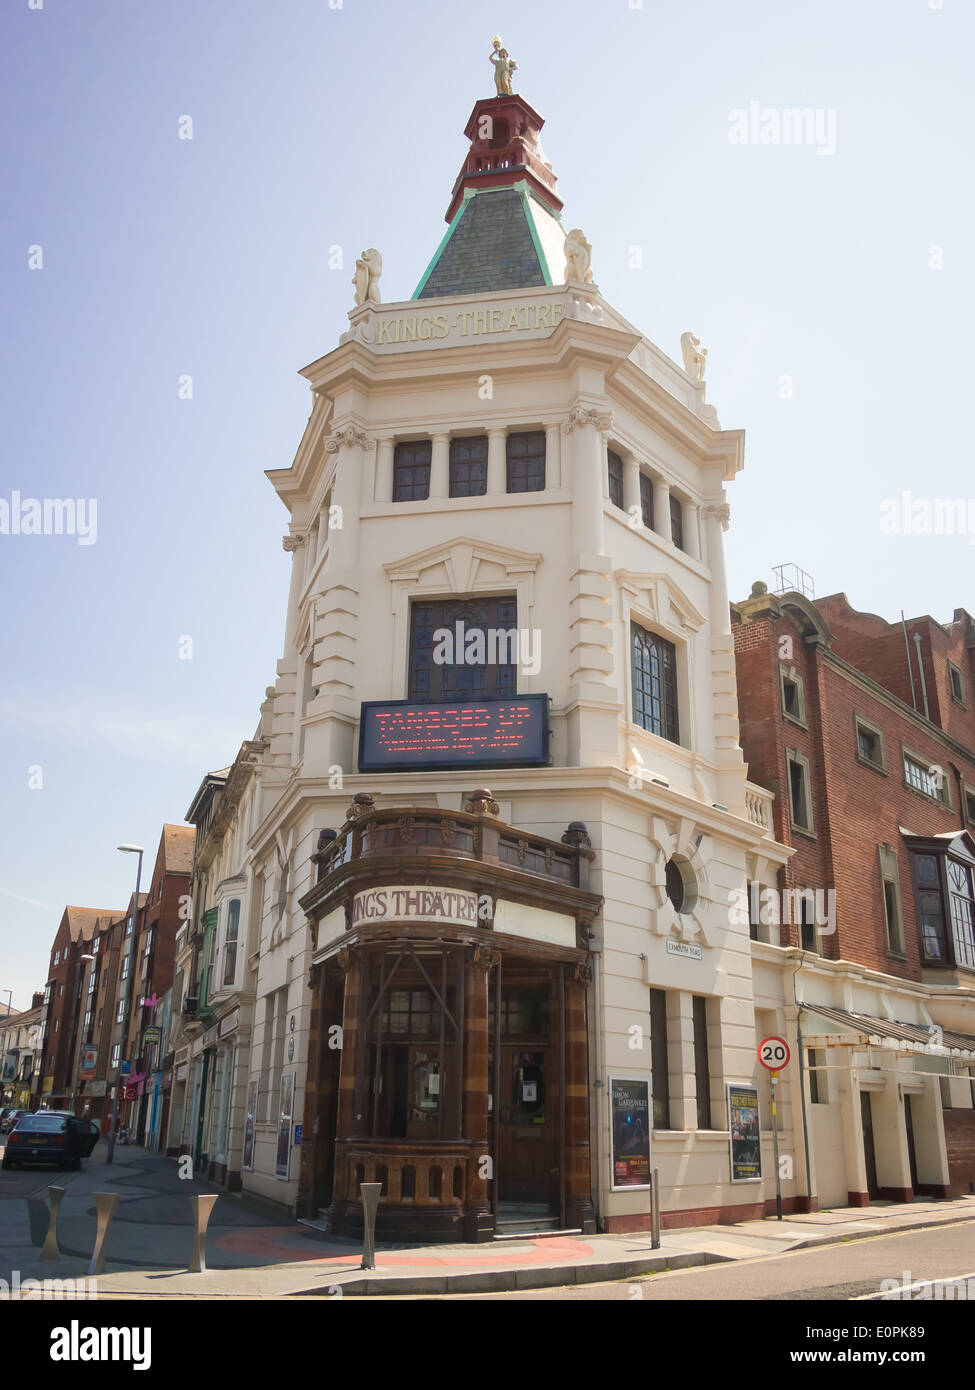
xmin=411 ymin=192 xmax=472 ymax=300
xmin=519 ymin=186 xmax=553 ymax=287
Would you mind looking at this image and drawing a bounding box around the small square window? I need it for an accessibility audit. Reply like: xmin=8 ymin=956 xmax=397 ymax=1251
xmin=780 ymin=667 xmax=806 ymax=725
xmin=393 ymin=441 xmax=431 ymax=502
xmin=449 ymin=436 xmax=487 ymax=497
xmin=904 ymin=751 xmax=949 ymax=805
xmin=506 ymin=432 xmax=545 ymax=493
xmin=855 ymin=719 xmax=885 ymax=770
xmin=783 ymin=679 xmax=801 ymax=719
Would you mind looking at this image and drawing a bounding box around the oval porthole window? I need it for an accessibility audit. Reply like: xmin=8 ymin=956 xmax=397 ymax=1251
xmin=665 ymin=857 xmax=698 ymax=914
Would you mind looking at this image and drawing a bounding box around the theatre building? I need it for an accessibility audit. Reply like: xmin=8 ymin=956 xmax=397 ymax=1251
xmin=243 ymin=73 xmax=790 ymax=1237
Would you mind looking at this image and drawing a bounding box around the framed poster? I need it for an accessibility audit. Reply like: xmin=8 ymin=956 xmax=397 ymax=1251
xmin=242 ymin=1078 xmax=258 ymax=1171
xmin=609 ymin=1076 xmax=652 ymax=1189
xmin=728 ymin=1083 xmax=762 ymax=1182
xmin=276 ymin=1071 xmax=295 ymax=1179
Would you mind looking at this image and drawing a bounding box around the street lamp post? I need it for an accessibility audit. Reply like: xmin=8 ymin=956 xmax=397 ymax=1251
xmin=106 ymin=844 xmax=143 ymax=1165
xmin=0 ymin=989 xmax=13 ymax=1104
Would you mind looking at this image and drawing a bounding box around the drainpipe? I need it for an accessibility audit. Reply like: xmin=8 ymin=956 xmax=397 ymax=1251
xmin=901 ymin=613 xmax=918 ymax=712
xmin=912 ymin=633 xmax=930 ymax=720
xmin=793 ymin=956 xmax=814 ymax=1213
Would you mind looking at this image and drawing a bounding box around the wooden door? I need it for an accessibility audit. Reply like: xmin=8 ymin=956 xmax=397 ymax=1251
xmin=497 ymin=1045 xmax=556 ymax=1205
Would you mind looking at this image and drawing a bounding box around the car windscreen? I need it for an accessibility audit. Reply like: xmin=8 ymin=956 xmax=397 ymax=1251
xmin=14 ymin=1116 xmax=68 ymax=1132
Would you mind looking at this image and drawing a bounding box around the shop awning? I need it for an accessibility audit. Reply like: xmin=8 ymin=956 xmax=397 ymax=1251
xmin=801 ymin=1004 xmax=975 ymax=1059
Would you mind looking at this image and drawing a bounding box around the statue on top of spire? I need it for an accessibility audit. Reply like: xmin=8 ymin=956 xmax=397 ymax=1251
xmin=490 ymin=36 xmax=518 ymax=96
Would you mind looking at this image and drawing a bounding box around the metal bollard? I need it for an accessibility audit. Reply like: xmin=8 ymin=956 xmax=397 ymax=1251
xmin=40 ymin=1186 xmax=66 ymax=1263
xmin=359 ymin=1182 xmax=382 ymax=1270
xmin=188 ymin=1193 xmax=220 ymax=1274
xmin=88 ymin=1193 xmax=120 ymax=1276
xmin=651 ymin=1168 xmax=661 ymax=1250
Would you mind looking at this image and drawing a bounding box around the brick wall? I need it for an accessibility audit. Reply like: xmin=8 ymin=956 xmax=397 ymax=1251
xmin=734 ymin=592 xmax=975 ymax=977
xmin=943 ymin=1110 xmax=975 ymax=1197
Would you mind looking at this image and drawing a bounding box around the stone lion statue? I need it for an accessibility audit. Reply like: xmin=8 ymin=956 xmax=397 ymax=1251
xmin=680 ymin=331 xmax=707 ymax=380
xmin=352 ymin=248 xmax=382 ymax=307
xmin=563 ymin=228 xmax=594 ymax=285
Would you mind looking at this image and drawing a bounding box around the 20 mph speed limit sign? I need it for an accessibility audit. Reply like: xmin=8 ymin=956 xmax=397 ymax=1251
xmin=758 ymin=1037 xmax=791 ymax=1070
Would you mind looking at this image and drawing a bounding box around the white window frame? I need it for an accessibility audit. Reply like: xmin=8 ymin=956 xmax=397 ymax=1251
xmin=902 ymin=746 xmax=952 ymax=808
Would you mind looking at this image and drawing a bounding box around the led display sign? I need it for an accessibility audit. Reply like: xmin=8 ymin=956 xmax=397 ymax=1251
xmin=358 ymin=695 xmax=549 ymax=772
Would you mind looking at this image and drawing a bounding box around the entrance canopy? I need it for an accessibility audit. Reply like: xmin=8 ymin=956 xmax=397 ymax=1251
xmin=802 ymin=1003 xmax=975 ymax=1062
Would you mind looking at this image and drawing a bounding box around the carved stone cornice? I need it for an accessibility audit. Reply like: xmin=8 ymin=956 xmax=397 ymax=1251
xmin=469 ymin=944 xmax=501 ymax=971
xmin=565 ymin=406 xmax=614 ymax=436
xmin=282 ymin=534 xmax=306 ymax=553
xmin=701 ymin=503 xmax=731 ymax=531
xmin=324 ymin=426 xmax=369 ymax=454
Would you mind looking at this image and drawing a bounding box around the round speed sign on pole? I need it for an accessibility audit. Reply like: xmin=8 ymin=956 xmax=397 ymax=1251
xmin=758 ymin=1036 xmax=791 ymax=1071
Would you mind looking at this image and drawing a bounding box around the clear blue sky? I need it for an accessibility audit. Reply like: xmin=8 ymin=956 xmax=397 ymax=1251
xmin=1 ymin=0 xmax=972 ymax=1009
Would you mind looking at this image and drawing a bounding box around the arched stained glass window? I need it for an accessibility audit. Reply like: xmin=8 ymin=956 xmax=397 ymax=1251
xmin=631 ymin=624 xmax=679 ymax=744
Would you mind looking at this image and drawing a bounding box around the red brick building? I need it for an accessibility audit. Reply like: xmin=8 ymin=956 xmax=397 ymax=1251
xmin=39 ymin=906 xmax=123 ymax=1111
xmin=733 ymin=586 xmax=975 ymax=1206
xmin=120 ymin=825 xmax=194 ymax=1142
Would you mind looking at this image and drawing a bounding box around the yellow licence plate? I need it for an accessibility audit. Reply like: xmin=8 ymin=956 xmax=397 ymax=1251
xmin=29 ymin=1137 xmax=48 ymax=1144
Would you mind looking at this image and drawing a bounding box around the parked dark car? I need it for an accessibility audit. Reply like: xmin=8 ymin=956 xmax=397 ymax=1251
xmin=1 ymin=1113 xmax=99 ymax=1170
xmin=0 ymin=1109 xmax=31 ymax=1135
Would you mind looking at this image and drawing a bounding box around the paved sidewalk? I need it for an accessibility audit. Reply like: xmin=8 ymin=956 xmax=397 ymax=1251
xmin=2 ymin=1141 xmax=973 ymax=1298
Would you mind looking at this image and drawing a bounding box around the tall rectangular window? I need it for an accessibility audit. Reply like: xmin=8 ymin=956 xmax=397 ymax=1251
xmin=408 ymin=596 xmax=517 ymax=701
xmin=449 ymin=436 xmax=487 ymax=497
xmin=392 ymin=441 xmax=431 ymax=501
xmin=607 ymin=449 xmax=624 ymax=509
xmin=879 ymin=844 xmax=905 ymax=954
xmin=670 ymin=494 xmax=684 ymax=550
xmin=747 ymin=881 xmax=761 ymax=941
xmin=788 ymin=752 xmax=814 ymax=833
xmin=506 ymin=431 xmax=545 ymax=493
xmin=639 ymin=473 xmax=654 ymax=530
xmin=631 ymin=623 xmax=679 ymax=743
xmin=808 ymin=1049 xmax=824 ymax=1104
xmin=223 ymin=900 xmax=241 ymax=987
xmin=693 ymin=996 xmax=711 ymax=1129
xmin=650 ymin=988 xmax=670 ymax=1129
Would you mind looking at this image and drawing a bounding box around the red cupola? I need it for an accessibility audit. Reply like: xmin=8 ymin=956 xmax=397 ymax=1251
xmin=445 ymin=94 xmax=562 ymax=224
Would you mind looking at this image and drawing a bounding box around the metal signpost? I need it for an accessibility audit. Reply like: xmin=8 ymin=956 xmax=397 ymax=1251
xmin=757 ymin=1036 xmax=791 ymax=1221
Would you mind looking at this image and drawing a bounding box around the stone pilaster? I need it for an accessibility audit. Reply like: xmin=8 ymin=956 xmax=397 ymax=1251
xmin=430 ymin=432 xmax=450 ymax=498
xmin=487 ymin=427 xmax=506 ymax=495
xmin=652 ymin=477 xmax=671 ymax=543
xmin=702 ymin=502 xmax=746 ymax=799
xmin=463 ymin=947 xmax=495 ymax=1241
xmin=565 ymin=964 xmax=596 ymax=1232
